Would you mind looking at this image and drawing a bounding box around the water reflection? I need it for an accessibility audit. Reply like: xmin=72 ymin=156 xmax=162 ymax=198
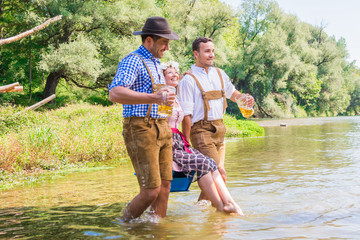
xmin=1 ymin=117 xmax=360 ymax=239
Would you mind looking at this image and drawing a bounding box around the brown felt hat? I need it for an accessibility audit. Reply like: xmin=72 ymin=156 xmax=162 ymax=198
xmin=133 ymin=16 xmax=179 ymax=40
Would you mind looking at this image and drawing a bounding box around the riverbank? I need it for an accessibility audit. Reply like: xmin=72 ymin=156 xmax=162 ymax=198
xmin=254 ymin=116 xmax=359 ymax=127
xmin=0 ymin=103 xmax=264 ymax=191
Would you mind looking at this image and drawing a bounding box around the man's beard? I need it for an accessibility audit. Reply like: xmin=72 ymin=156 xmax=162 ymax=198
xmin=205 ymin=61 xmax=213 ymax=68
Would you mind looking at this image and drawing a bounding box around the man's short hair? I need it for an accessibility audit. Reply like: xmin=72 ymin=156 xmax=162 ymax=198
xmin=192 ymin=37 xmax=213 ymax=52
xmin=141 ymin=34 xmax=161 ymax=43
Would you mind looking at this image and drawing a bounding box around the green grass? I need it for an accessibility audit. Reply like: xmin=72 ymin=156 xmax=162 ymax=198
xmin=0 ymin=103 xmax=264 ymax=190
xmin=224 ymin=114 xmax=265 ymax=138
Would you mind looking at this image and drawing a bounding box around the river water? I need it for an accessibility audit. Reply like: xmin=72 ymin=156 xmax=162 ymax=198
xmin=1 ymin=116 xmax=360 ymax=239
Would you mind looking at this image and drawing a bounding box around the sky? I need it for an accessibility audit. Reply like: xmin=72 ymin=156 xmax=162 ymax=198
xmin=221 ymin=0 xmax=360 ymax=67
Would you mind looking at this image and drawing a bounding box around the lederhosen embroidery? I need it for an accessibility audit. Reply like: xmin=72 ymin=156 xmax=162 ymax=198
xmin=128 ymin=53 xmax=165 ymax=122
xmin=185 ymin=68 xmax=227 ymax=122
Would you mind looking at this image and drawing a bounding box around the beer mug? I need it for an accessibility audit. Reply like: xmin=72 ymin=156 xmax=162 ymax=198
xmin=157 ymin=86 xmax=176 ymax=116
xmin=235 ymin=93 xmax=254 ymax=118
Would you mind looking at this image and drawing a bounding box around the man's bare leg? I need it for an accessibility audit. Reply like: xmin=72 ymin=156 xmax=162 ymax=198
xmin=150 ymin=180 xmax=171 ymax=218
xmin=122 ymin=186 xmax=161 ymax=222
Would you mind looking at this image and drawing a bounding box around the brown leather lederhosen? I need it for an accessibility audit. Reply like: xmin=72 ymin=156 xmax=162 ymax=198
xmin=122 ymin=53 xmax=173 ymax=188
xmin=185 ymin=68 xmax=227 ymax=166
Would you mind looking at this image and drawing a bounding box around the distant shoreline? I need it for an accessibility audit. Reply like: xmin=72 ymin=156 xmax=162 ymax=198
xmin=254 ymin=116 xmax=360 ymax=127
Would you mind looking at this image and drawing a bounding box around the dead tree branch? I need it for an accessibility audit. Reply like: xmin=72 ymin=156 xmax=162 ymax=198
xmin=0 ymin=82 xmax=23 ymax=93
xmin=0 ymin=15 xmax=62 ymax=46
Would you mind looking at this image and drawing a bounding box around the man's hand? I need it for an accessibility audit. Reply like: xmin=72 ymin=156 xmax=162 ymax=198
xmin=218 ymin=166 xmax=227 ymax=183
xmin=155 ymin=88 xmax=175 ymax=106
xmin=245 ymin=94 xmax=255 ymax=108
xmin=230 ymin=91 xmax=255 ymax=108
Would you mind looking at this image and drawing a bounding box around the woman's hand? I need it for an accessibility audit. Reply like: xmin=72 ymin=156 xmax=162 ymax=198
xmin=180 ymin=69 xmax=192 ymax=79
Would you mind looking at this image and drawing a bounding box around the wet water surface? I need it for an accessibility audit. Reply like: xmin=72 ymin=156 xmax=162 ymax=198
xmin=1 ymin=116 xmax=360 ymax=239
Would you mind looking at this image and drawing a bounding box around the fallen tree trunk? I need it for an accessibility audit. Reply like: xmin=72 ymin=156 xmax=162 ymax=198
xmin=0 ymin=15 xmax=62 ymax=46
xmin=25 ymin=94 xmax=56 ymax=111
xmin=6 ymin=86 xmax=23 ymax=92
xmin=0 ymin=82 xmax=23 ymax=93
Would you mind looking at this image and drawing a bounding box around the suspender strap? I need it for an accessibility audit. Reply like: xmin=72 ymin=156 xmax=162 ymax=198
xmin=185 ymin=68 xmax=227 ymax=121
xmin=215 ymin=68 xmax=228 ymax=112
xmin=128 ymin=53 xmax=162 ymax=122
xmin=185 ymin=72 xmax=209 ymax=120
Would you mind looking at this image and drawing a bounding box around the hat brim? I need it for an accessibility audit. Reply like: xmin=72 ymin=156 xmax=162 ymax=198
xmin=133 ymin=31 xmax=179 ymax=40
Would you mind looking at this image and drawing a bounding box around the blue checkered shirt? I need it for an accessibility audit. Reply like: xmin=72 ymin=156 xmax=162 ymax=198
xmin=109 ymin=45 xmax=166 ymax=118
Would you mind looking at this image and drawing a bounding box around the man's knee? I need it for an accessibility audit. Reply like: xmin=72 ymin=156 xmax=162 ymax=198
xmin=161 ymin=180 xmax=171 ymax=194
xmin=162 ymin=180 xmax=171 ymax=188
xmin=140 ymin=186 xmax=161 ymax=204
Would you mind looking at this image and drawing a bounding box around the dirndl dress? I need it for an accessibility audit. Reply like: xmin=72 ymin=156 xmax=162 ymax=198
xmin=168 ymin=98 xmax=218 ymax=181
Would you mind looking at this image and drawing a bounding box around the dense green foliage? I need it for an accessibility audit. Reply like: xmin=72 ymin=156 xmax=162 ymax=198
xmin=0 ymin=104 xmax=127 ymax=172
xmin=1 ymin=0 xmax=360 ymax=117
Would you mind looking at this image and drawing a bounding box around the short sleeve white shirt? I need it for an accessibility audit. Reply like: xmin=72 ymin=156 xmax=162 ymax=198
xmin=177 ymin=65 xmax=235 ymax=125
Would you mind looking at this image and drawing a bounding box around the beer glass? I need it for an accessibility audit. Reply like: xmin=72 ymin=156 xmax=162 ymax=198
xmin=157 ymin=86 xmax=176 ymax=116
xmin=235 ymin=93 xmax=254 ymax=118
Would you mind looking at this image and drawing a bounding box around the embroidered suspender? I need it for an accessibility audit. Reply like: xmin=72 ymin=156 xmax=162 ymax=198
xmin=185 ymin=68 xmax=228 ymax=121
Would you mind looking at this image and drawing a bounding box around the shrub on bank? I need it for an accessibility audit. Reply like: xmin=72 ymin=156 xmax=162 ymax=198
xmin=0 ymin=104 xmax=127 ymax=173
xmin=0 ymin=104 xmax=264 ymax=174
xmin=224 ymin=114 xmax=265 ymax=137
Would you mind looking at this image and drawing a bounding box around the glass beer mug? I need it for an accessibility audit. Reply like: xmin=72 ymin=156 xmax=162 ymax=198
xmin=235 ymin=93 xmax=254 ymax=118
xmin=157 ymin=86 xmax=176 ymax=116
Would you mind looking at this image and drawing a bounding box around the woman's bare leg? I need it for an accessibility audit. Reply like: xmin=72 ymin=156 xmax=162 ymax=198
xmin=212 ymin=170 xmax=244 ymax=215
xmin=197 ymin=172 xmax=225 ymax=212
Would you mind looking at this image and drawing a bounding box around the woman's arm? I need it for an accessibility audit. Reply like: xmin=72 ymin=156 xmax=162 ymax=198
xmin=182 ymin=115 xmax=192 ymax=141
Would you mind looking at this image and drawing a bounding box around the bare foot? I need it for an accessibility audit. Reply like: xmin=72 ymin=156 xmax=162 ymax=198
xmin=223 ymin=203 xmax=237 ymax=213
xmin=223 ymin=203 xmax=244 ymax=216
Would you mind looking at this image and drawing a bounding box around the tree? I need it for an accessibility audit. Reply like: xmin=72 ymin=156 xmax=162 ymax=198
xmin=36 ymin=0 xmax=161 ymax=98
xmin=156 ymin=0 xmax=235 ymax=70
xmin=225 ymin=0 xmax=357 ymax=117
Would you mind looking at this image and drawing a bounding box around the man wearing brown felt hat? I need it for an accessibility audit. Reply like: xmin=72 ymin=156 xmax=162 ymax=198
xmin=133 ymin=16 xmax=179 ymax=40
xmin=109 ymin=16 xmax=179 ymax=221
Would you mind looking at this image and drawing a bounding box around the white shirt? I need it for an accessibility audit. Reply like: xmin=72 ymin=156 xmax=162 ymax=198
xmin=178 ymin=65 xmax=235 ymax=125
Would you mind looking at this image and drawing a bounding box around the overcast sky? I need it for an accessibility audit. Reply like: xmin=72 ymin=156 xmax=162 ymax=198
xmin=221 ymin=0 xmax=360 ymax=67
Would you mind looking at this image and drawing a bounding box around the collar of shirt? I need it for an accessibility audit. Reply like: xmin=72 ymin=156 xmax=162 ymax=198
xmin=190 ymin=64 xmax=218 ymax=89
xmin=137 ymin=45 xmax=161 ymax=65
xmin=191 ymin=64 xmax=212 ymax=73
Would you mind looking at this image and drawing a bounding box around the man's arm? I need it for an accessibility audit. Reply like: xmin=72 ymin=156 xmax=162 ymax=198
xmin=182 ymin=115 xmax=192 ymax=141
xmin=109 ymin=86 xmax=174 ymax=105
